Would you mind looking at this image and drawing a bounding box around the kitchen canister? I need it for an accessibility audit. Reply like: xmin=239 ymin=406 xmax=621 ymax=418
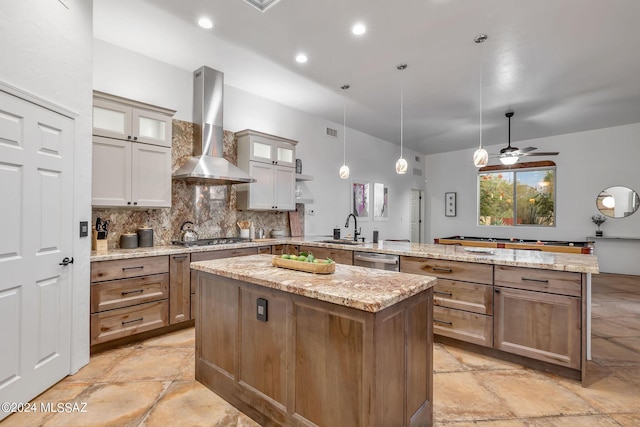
xmin=137 ymin=227 xmax=154 ymax=247
xmin=120 ymin=233 xmax=138 ymax=249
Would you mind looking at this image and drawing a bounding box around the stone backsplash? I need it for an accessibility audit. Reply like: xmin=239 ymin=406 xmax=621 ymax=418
xmin=92 ymin=120 xmax=304 ymax=249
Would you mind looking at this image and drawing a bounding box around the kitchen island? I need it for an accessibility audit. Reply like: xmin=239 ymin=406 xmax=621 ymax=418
xmin=191 ymin=254 xmax=437 ymax=427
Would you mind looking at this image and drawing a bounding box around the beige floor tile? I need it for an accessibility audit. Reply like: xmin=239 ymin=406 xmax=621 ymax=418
xmin=101 ymin=347 xmax=194 ymax=382
xmin=1 ymin=382 xmax=90 ymax=427
xmin=525 ymin=414 xmax=622 ymax=426
xmin=475 ymin=370 xmax=596 ymax=418
xmin=609 ymin=413 xmax=640 ymax=427
xmin=592 ymin=301 xmax=640 ymax=318
xmin=64 ymin=346 xmax=135 ymax=383
xmin=614 ymin=367 xmax=640 ymax=386
xmin=139 ymin=326 xmax=195 ymax=348
xmin=611 ymin=336 xmax=640 ymax=355
xmin=140 ymin=381 xmax=259 ymax=427
xmin=433 ymin=343 xmax=467 ymax=373
xmin=41 ymin=381 xmax=169 ymax=427
xmin=560 ymin=371 xmax=640 ymax=414
xmin=592 ymin=338 xmax=640 ymax=366
xmin=592 ymin=316 xmax=640 ymax=339
xmin=434 ymin=371 xmax=514 ymax=422
xmin=444 ymin=345 xmax=523 ymax=372
xmin=434 ymin=420 xmax=528 ymax=427
xmin=175 ymin=351 xmax=196 ymax=381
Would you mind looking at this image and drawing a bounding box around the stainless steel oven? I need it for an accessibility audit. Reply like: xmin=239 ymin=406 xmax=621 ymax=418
xmin=353 ymin=251 xmax=400 ymax=271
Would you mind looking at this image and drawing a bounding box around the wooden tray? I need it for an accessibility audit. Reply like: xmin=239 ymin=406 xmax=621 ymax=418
xmin=272 ymin=256 xmax=335 ymax=274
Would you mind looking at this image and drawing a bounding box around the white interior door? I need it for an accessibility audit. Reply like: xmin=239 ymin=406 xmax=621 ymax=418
xmin=410 ymin=189 xmax=422 ymax=243
xmin=0 ymin=91 xmax=73 ymax=419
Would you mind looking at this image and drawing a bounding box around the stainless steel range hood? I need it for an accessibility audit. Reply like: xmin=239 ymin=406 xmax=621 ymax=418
xmin=173 ymin=66 xmax=255 ymax=185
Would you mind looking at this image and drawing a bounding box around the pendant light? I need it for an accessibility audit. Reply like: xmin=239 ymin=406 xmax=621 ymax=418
xmin=396 ymin=64 xmax=408 ymax=174
xmin=473 ymin=34 xmax=489 ymax=167
xmin=339 ymin=84 xmax=350 ymax=179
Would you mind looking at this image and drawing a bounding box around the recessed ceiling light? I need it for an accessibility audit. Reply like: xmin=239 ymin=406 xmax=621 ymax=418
xmin=295 ymin=53 xmax=308 ymax=63
xmin=352 ymin=23 xmax=366 ymax=36
xmin=197 ymin=17 xmax=214 ymax=30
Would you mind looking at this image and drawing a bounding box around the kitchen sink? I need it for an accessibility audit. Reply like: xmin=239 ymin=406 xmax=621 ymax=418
xmin=318 ymin=239 xmax=364 ymax=246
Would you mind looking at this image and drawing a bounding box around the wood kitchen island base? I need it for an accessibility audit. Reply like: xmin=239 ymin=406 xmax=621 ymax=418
xmin=192 ymin=256 xmax=435 ymax=427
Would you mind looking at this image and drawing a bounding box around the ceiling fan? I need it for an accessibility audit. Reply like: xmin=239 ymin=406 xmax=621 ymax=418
xmin=492 ymin=112 xmax=559 ymax=165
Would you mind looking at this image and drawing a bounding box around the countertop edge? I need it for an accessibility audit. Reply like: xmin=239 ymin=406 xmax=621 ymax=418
xmin=91 ymin=237 xmax=599 ymax=274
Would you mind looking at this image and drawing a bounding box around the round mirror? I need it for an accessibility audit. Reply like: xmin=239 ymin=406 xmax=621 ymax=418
xmin=596 ymin=186 xmax=640 ymax=218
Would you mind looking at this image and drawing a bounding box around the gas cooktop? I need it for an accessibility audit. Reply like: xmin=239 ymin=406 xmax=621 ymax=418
xmin=171 ymin=237 xmax=247 ymax=247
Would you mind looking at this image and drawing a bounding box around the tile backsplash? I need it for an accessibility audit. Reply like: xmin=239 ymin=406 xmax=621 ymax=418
xmin=92 ymin=120 xmax=303 ymax=249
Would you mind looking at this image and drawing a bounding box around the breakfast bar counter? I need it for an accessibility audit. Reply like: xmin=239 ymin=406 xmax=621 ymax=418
xmin=191 ymin=254 xmax=436 ymax=427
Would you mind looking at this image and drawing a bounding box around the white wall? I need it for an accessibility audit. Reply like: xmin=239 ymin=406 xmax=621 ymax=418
xmin=1 ymin=0 xmax=94 ymax=372
xmin=425 ymin=123 xmax=640 ymax=274
xmin=94 ymin=40 xmax=427 ymax=242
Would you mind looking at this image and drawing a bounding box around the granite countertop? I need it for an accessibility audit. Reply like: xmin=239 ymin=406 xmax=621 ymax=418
xmin=91 ymin=236 xmax=599 ymax=274
xmin=191 ymin=254 xmax=437 ymax=313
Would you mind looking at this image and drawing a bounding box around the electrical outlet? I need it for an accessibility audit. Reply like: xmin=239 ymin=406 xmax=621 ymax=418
xmin=307 ymin=209 xmax=315 ymax=216
xmin=257 ymin=298 xmax=268 ymax=322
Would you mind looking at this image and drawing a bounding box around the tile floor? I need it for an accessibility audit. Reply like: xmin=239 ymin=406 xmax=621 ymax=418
xmin=3 ymin=273 xmax=639 ymax=426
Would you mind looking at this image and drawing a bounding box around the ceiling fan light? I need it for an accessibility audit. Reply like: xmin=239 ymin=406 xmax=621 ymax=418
xmin=500 ymin=155 xmax=518 ymax=166
xmin=339 ymin=164 xmax=350 ymax=179
xmin=473 ymin=147 xmax=488 ymax=167
xmin=396 ymin=157 xmax=408 ymax=174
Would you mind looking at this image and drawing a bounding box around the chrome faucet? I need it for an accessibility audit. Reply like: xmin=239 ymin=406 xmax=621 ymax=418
xmin=344 ymin=213 xmax=361 ymax=242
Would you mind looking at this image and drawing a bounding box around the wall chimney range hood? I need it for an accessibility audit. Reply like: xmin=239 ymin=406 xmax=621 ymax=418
xmin=173 ymin=66 xmax=255 ymax=185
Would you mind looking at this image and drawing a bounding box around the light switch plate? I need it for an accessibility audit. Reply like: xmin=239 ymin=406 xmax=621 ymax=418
xmin=257 ymin=298 xmax=268 ymax=322
xmin=79 ymin=221 xmax=88 ymax=237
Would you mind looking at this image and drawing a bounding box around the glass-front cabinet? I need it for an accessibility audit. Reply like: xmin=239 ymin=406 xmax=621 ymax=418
xmin=236 ymin=129 xmax=297 ymax=211
xmin=91 ymin=92 xmax=175 ymax=208
xmin=93 ymin=92 xmax=172 ymax=147
xmin=244 ymin=130 xmax=296 ymax=168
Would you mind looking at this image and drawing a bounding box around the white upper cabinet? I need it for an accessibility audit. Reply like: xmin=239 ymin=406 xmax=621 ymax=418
xmin=91 ymin=92 xmax=175 ymax=208
xmin=241 ymin=130 xmax=296 ymax=168
xmin=93 ymin=92 xmax=174 ymax=147
xmin=236 ymin=129 xmax=297 ymax=211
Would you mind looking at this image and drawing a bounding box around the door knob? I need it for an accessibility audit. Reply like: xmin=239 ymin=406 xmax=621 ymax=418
xmin=59 ymin=257 xmax=74 ymax=266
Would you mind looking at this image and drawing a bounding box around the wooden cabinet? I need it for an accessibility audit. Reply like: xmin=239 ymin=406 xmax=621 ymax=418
xmin=401 ymin=256 xmax=494 ymax=347
xmin=93 ymin=92 xmax=173 ymax=147
xmin=493 ymin=266 xmax=582 ymax=369
xmin=194 ymin=270 xmax=433 ymax=427
xmin=90 ymin=256 xmax=170 ymax=345
xmin=169 ymin=254 xmax=191 ymax=324
xmin=299 ymin=245 xmax=353 ymax=265
xmin=189 ymin=247 xmax=259 ymax=320
xmin=91 ymin=92 xmax=174 ymax=208
xmin=236 ymin=129 xmax=297 ymax=211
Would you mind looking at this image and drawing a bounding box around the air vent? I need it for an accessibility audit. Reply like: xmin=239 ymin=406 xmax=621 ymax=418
xmin=243 ymin=0 xmax=282 ymax=12
xmin=413 ymin=168 xmax=423 ymax=176
xmin=415 ymin=155 xmax=421 ymax=162
xmin=325 ymin=127 xmax=338 ymax=138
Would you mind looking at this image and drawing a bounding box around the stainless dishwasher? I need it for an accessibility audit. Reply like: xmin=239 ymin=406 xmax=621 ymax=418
xmin=353 ymin=251 xmax=400 ymax=271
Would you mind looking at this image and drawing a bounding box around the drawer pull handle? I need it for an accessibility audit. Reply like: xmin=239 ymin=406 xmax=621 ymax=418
xmin=122 ymin=317 xmax=143 ymax=325
xmin=434 ymin=319 xmax=453 ymax=326
xmin=521 ymin=277 xmax=549 ymax=284
xmin=435 ymin=291 xmax=453 ymax=297
xmin=432 ymin=267 xmax=453 ymax=273
xmin=121 ymin=289 xmax=144 ymax=296
xmin=122 ymin=266 xmax=144 ymax=271
xmin=172 ymin=255 xmax=188 ymax=260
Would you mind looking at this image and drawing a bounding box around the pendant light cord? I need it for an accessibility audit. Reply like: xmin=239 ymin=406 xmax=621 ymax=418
xmin=343 ymin=102 xmax=347 ymax=164
xmin=400 ymin=80 xmax=404 ymax=158
xmin=479 ymin=43 xmax=483 ymax=149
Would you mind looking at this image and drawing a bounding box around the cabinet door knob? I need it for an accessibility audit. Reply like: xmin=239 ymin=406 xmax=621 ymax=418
xmin=495 ymin=288 xmax=501 ymax=294
xmin=127 ymin=135 xmax=132 ymax=139
xmin=127 ymin=201 xmax=131 ymax=205
xmin=133 ymin=136 xmax=138 ymax=141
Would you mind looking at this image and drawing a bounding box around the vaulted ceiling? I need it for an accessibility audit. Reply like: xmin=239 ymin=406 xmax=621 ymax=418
xmin=94 ymin=0 xmax=640 ymax=155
